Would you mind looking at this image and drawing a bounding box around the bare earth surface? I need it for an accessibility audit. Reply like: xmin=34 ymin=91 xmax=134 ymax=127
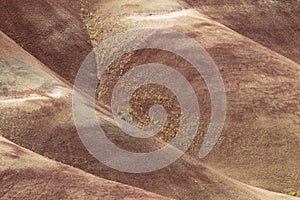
xmin=0 ymin=136 xmax=172 ymax=200
xmin=0 ymin=24 xmax=298 ymax=200
xmin=89 ymin=0 xmax=300 ymax=194
xmin=184 ymin=0 xmax=300 ymax=64
xmin=0 ymin=0 xmax=92 ymax=83
xmin=0 ymin=0 xmax=299 ymax=199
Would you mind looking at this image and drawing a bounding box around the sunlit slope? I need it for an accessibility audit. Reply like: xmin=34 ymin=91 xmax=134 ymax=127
xmin=86 ymin=0 xmax=300 ymax=194
xmin=0 ymin=136 xmax=172 ymax=200
xmin=0 ymin=31 xmax=298 ymax=199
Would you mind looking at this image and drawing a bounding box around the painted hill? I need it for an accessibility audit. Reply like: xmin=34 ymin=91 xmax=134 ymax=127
xmin=0 ymin=27 xmax=298 ymax=200
xmin=184 ymin=0 xmax=300 ymax=64
xmin=0 ymin=0 xmax=92 ymax=83
xmin=86 ymin=0 xmax=300 ymax=195
xmin=0 ymin=0 xmax=299 ymax=199
xmin=0 ymin=136 xmax=172 ymax=200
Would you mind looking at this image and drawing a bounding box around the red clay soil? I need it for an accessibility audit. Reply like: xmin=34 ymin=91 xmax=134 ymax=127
xmin=0 ymin=0 xmax=92 ymax=83
xmin=0 ymin=22 xmax=299 ymax=200
xmin=0 ymin=32 xmax=243 ymax=200
xmin=183 ymin=0 xmax=300 ymax=64
xmin=0 ymin=136 xmax=172 ymax=200
xmin=88 ymin=0 xmax=300 ymax=194
xmin=0 ymin=0 xmax=300 ymax=199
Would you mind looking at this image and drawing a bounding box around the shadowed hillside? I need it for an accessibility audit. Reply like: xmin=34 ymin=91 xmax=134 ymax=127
xmin=0 ymin=136 xmax=172 ymax=200
xmin=87 ymin=0 xmax=300 ymax=194
xmin=1 ymin=30 xmax=298 ymax=199
xmin=0 ymin=0 xmax=299 ymax=199
xmin=183 ymin=0 xmax=300 ymax=63
xmin=0 ymin=0 xmax=92 ymax=83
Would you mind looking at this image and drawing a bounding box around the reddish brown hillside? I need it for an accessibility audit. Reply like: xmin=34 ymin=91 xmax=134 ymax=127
xmin=0 ymin=136 xmax=172 ymax=200
xmin=0 ymin=0 xmax=92 ymax=83
xmin=183 ymin=0 xmax=300 ymax=63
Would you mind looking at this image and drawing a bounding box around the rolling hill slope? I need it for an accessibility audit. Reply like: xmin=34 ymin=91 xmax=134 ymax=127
xmin=0 ymin=136 xmax=172 ymax=200
xmin=87 ymin=0 xmax=300 ymax=194
xmin=0 ymin=0 xmax=299 ymax=199
xmin=0 ymin=0 xmax=92 ymax=83
xmin=183 ymin=0 xmax=300 ymax=64
xmin=0 ymin=13 xmax=299 ymax=200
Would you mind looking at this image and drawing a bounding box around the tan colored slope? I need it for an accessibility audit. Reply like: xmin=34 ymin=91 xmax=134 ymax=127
xmin=183 ymin=0 xmax=300 ymax=64
xmin=0 ymin=0 xmax=92 ymax=83
xmin=86 ymin=0 xmax=300 ymax=194
xmin=0 ymin=29 xmax=298 ymax=200
xmin=0 ymin=136 xmax=172 ymax=200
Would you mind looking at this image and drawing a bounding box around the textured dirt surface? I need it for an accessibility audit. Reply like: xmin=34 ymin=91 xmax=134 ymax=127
xmin=0 ymin=136 xmax=172 ymax=200
xmin=89 ymin=0 xmax=300 ymax=194
xmin=0 ymin=31 xmax=253 ymax=200
xmin=0 ymin=0 xmax=92 ymax=83
xmin=0 ymin=20 xmax=299 ymax=200
xmin=183 ymin=0 xmax=300 ymax=64
xmin=0 ymin=0 xmax=300 ymax=199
